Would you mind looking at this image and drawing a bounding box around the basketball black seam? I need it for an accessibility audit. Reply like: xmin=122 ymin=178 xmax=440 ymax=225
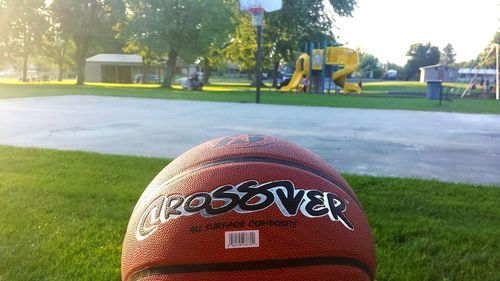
xmin=143 ymin=157 xmax=362 ymax=209
xmin=201 ymin=157 xmax=362 ymax=207
xmin=128 ymin=256 xmax=374 ymax=281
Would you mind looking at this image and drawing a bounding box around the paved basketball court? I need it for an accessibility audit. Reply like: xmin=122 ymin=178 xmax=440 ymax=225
xmin=1 ymin=95 xmax=499 ymax=185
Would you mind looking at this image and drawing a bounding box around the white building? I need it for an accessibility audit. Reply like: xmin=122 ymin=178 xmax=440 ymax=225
xmin=457 ymin=68 xmax=496 ymax=83
xmin=85 ymin=54 xmax=144 ymax=84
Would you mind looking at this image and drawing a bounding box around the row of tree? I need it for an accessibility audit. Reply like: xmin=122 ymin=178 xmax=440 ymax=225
xmin=0 ymin=1 xmax=497 ymax=85
xmin=0 ymin=0 xmax=358 ymax=86
xmin=359 ymin=32 xmax=499 ymax=81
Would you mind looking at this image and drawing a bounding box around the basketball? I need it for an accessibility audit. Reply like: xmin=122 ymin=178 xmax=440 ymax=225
xmin=122 ymin=134 xmax=376 ymax=281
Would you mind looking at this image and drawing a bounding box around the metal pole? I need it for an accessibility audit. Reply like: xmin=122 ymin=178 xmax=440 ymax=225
xmin=439 ymin=83 xmax=443 ymax=106
xmin=317 ymin=41 xmax=321 ymax=94
xmin=321 ymin=38 xmax=327 ymax=95
xmin=327 ymin=39 xmax=331 ymax=95
xmin=309 ymin=41 xmax=314 ymax=94
xmin=496 ymin=44 xmax=499 ymax=101
xmin=256 ymin=25 xmax=263 ymax=104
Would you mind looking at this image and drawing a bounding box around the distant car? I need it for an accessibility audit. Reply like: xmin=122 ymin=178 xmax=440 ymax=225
xmin=277 ymin=73 xmax=293 ymax=89
xmin=135 ymin=74 xmax=160 ymax=84
xmin=385 ymin=70 xmax=398 ymax=80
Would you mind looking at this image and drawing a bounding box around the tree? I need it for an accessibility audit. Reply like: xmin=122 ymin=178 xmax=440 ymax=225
xmin=51 ymin=0 xmax=122 ymax=85
xmin=98 ymin=0 xmax=126 ymax=53
xmin=452 ymin=60 xmax=476 ymax=69
xmin=325 ymin=0 xmax=357 ymax=17
xmin=358 ymin=51 xmax=383 ymax=79
xmin=440 ymin=43 xmax=456 ymax=65
xmin=265 ymin=0 xmax=338 ymax=86
xmin=402 ymin=42 xmax=440 ymax=81
xmin=0 ymin=0 xmax=8 ymax=68
xmin=224 ymin=15 xmax=269 ymax=75
xmin=125 ymin=0 xmax=234 ymax=88
xmin=4 ymin=0 xmax=48 ymax=82
xmin=225 ymin=0 xmax=357 ymax=86
xmin=43 ymin=9 xmax=76 ymax=81
xmin=118 ymin=1 xmax=162 ymax=84
xmin=193 ymin=1 xmax=235 ymax=84
xmin=477 ymin=32 xmax=499 ymax=68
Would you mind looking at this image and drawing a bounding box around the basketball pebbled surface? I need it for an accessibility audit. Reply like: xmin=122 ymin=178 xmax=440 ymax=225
xmin=122 ymin=134 xmax=376 ymax=281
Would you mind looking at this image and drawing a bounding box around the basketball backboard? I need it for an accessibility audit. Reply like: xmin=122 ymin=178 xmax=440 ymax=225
xmin=239 ymin=0 xmax=282 ymax=12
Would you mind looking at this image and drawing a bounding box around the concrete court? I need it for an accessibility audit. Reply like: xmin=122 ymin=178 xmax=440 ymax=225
xmin=0 ymin=95 xmax=499 ymax=186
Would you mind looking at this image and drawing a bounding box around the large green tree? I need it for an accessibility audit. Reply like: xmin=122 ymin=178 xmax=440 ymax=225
xmin=118 ymin=0 xmax=162 ymax=84
xmin=3 ymin=0 xmax=48 ymax=82
xmin=197 ymin=2 xmax=236 ymax=84
xmin=51 ymin=0 xmax=123 ymax=85
xmin=125 ymin=0 xmax=234 ymax=88
xmin=402 ymin=42 xmax=440 ymax=81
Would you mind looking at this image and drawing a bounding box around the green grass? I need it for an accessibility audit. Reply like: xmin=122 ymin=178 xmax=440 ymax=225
xmin=0 ymin=146 xmax=498 ymax=280
xmin=1 ymin=81 xmax=500 ymax=114
xmin=361 ymin=81 xmax=426 ymax=93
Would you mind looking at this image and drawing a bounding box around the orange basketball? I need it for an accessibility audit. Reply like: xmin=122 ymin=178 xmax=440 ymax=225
xmin=122 ymin=135 xmax=376 ymax=281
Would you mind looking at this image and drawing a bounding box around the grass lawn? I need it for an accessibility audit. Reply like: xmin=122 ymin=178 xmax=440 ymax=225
xmin=0 ymin=146 xmax=499 ymax=280
xmin=1 ymin=81 xmax=499 ymax=114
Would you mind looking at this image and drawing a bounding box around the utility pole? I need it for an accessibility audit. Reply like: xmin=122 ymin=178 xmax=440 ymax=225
xmin=255 ymin=24 xmax=263 ymax=104
xmin=496 ymin=43 xmax=499 ymax=101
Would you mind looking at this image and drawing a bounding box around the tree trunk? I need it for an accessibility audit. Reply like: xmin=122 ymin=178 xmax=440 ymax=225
xmin=76 ymin=57 xmax=86 ymax=85
xmin=202 ymin=57 xmax=211 ymax=85
xmin=141 ymin=64 xmax=149 ymax=84
xmin=162 ymin=50 xmax=177 ymax=88
xmin=272 ymin=60 xmax=280 ymax=88
xmin=58 ymin=62 xmax=64 ymax=82
xmin=141 ymin=50 xmax=151 ymax=84
xmin=57 ymin=41 xmax=67 ymax=82
xmin=22 ymin=54 xmax=29 ymax=82
xmin=75 ymin=40 xmax=87 ymax=85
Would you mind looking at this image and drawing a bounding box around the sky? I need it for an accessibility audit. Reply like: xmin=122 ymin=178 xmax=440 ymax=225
xmin=330 ymin=0 xmax=499 ymax=66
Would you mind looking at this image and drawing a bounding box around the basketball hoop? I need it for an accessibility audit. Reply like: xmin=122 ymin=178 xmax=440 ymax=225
xmin=239 ymin=0 xmax=282 ymax=26
xmin=239 ymin=0 xmax=282 ymax=103
xmin=247 ymin=7 xmax=265 ymax=26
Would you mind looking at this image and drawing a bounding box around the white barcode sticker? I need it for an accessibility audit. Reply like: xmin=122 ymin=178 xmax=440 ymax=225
xmin=225 ymin=230 xmax=259 ymax=249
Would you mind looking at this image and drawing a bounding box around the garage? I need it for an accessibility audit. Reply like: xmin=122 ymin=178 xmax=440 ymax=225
xmin=85 ymin=54 xmax=143 ymax=84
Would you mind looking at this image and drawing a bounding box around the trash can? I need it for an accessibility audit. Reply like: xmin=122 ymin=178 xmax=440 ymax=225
xmin=426 ymin=80 xmax=442 ymax=100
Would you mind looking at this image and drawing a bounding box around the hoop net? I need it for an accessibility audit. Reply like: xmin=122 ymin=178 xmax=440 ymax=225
xmin=247 ymin=7 xmax=265 ymax=26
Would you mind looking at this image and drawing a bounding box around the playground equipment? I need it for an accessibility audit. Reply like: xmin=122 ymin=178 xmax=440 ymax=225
xmin=281 ymin=44 xmax=361 ymax=94
xmin=329 ymin=47 xmax=361 ymax=93
xmin=280 ymin=53 xmax=310 ymax=92
xmin=450 ymin=43 xmax=499 ymax=100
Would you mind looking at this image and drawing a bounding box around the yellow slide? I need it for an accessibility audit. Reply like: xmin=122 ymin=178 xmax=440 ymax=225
xmin=328 ymin=47 xmax=361 ymax=94
xmin=280 ymin=53 xmax=310 ymax=92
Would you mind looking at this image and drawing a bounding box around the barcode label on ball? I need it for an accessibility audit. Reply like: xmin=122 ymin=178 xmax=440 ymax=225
xmin=225 ymin=230 xmax=259 ymax=249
